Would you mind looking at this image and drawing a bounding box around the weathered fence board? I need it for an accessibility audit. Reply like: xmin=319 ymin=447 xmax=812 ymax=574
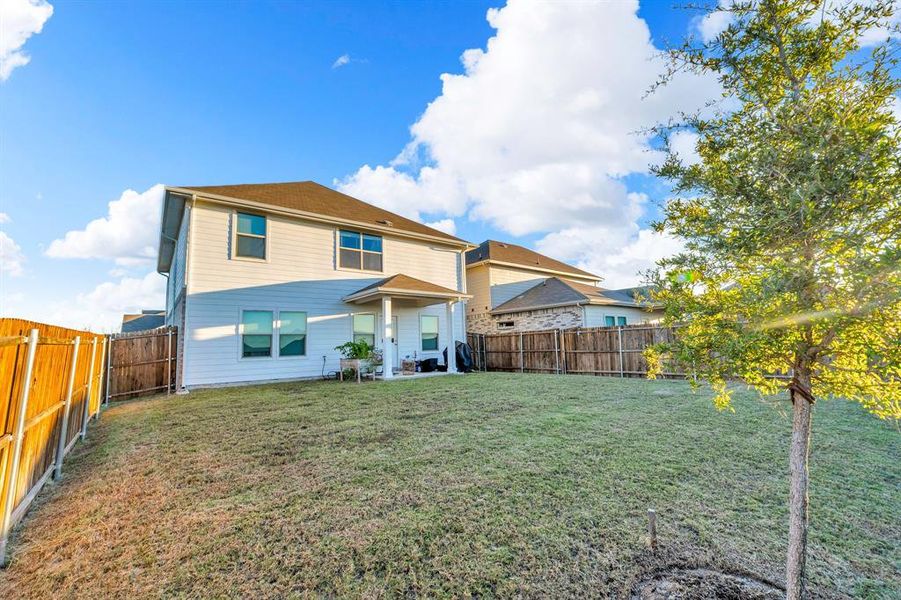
xmin=107 ymin=327 xmax=177 ymax=401
xmin=0 ymin=319 xmax=106 ymax=565
xmin=467 ymin=324 xmax=684 ymax=379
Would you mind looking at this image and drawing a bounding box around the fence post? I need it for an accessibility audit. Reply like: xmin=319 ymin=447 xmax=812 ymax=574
xmin=617 ymin=326 xmax=624 ymax=378
xmin=519 ymin=332 xmax=524 ymax=373
xmin=166 ymin=328 xmax=173 ymax=396
xmin=560 ymin=329 xmax=567 ymax=374
xmin=554 ymin=329 xmax=560 ymax=374
xmin=0 ymin=328 xmax=39 ymax=567
xmin=104 ymin=335 xmax=112 ymax=406
xmin=80 ymin=337 xmax=98 ymax=441
xmin=54 ymin=336 xmax=80 ymax=480
xmin=94 ymin=337 xmax=106 ymax=419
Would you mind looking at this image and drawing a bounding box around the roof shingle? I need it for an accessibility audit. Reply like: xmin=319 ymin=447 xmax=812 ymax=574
xmin=491 ymin=277 xmax=658 ymax=314
xmin=465 ymin=240 xmax=599 ymax=279
xmin=173 ymin=181 xmax=467 ymax=244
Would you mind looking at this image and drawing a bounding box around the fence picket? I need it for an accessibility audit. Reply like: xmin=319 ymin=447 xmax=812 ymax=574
xmin=467 ymin=324 xmax=682 ymax=379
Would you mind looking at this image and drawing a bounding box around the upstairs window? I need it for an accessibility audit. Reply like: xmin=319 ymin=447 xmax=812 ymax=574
xmin=279 ymin=311 xmax=307 ymax=357
xmin=242 ymin=310 xmax=273 ymax=357
xmin=420 ymin=315 xmax=439 ymax=351
xmin=236 ymin=212 xmax=266 ymax=259
xmin=339 ymin=230 xmax=383 ymax=271
xmin=352 ymin=313 xmax=376 ymax=347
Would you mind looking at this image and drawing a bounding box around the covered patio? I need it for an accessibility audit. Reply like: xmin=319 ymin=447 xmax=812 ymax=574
xmin=342 ymin=274 xmax=471 ymax=378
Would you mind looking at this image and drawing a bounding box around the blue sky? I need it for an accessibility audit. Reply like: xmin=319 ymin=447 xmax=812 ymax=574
xmin=0 ymin=0 xmax=896 ymax=331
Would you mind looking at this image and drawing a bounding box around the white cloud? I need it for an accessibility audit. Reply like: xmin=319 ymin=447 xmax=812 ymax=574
xmin=537 ymin=227 xmax=684 ymax=289
xmin=424 ymin=218 xmax=456 ymax=236
xmin=31 ymin=271 xmax=166 ymax=332
xmin=0 ymin=231 xmax=26 ymax=277
xmin=45 ymin=184 xmax=164 ymax=266
xmin=332 ymin=53 xmax=350 ymax=69
xmin=338 ymin=0 xmax=718 ymax=284
xmin=694 ymin=1 xmax=734 ymax=43
xmin=0 ymin=212 xmax=10 ymax=224
xmin=669 ymin=130 xmax=702 ymax=166
xmin=0 ymin=0 xmax=53 ymax=81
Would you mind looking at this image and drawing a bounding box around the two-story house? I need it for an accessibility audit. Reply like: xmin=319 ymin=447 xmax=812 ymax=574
xmin=465 ymin=240 xmax=662 ymax=333
xmin=157 ymin=181 xmax=472 ymax=389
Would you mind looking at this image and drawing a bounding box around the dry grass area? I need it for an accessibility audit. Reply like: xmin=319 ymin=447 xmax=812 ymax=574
xmin=0 ymin=373 xmax=898 ymax=598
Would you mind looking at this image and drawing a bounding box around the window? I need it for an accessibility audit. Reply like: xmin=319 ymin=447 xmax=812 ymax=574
xmin=236 ymin=213 xmax=266 ymax=259
xmin=497 ymin=320 xmax=515 ymax=330
xmin=352 ymin=313 xmax=376 ymax=347
xmin=339 ymin=230 xmax=382 ymax=271
xmin=279 ymin=311 xmax=307 ymax=356
xmin=604 ymin=316 xmax=616 ymax=327
xmin=421 ymin=315 xmax=439 ymax=351
xmin=616 ymin=316 xmax=627 ymax=326
xmin=242 ymin=310 xmax=273 ymax=357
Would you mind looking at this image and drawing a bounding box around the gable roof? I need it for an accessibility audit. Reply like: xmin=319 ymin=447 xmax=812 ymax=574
xmin=491 ymin=277 xmax=658 ymax=315
xmin=159 ymin=181 xmax=470 ymax=272
xmin=343 ymin=273 xmax=470 ymax=304
xmin=121 ymin=311 xmax=165 ymax=333
xmin=465 ymin=240 xmax=600 ymax=280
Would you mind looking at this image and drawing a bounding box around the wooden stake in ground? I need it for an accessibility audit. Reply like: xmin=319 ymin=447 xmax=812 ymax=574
xmin=648 ymin=508 xmax=657 ymax=551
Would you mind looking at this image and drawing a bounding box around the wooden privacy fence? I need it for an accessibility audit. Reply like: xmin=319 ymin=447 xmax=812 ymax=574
xmin=106 ymin=326 xmax=177 ymax=401
xmin=0 ymin=319 xmax=106 ymax=566
xmin=467 ymin=324 xmax=684 ymax=378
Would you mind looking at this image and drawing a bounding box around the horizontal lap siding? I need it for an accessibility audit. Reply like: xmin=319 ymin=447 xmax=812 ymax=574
xmin=183 ymin=202 xmax=464 ymax=386
xmin=582 ymin=305 xmax=661 ymax=327
xmin=488 ymin=265 xmax=546 ymax=308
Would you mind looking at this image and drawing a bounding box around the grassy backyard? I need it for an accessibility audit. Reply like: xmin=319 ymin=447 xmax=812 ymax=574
xmin=0 ymin=373 xmax=897 ymax=598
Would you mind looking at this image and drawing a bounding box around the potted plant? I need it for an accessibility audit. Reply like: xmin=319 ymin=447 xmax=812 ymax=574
xmin=334 ymin=340 xmax=377 ymax=380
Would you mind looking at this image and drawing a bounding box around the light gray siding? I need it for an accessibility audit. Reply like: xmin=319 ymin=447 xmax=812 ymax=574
xmin=181 ymin=201 xmax=465 ymax=387
xmin=583 ymin=305 xmax=661 ymax=327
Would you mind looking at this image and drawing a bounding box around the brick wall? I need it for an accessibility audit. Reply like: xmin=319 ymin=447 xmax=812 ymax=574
xmin=471 ymin=305 xmax=584 ymax=333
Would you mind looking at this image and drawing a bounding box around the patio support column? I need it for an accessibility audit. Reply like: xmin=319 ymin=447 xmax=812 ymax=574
xmin=446 ymin=300 xmax=458 ymax=373
xmin=382 ymin=296 xmax=394 ymax=379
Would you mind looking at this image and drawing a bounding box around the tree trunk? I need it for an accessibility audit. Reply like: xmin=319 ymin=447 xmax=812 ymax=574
xmin=786 ymin=368 xmax=814 ymax=600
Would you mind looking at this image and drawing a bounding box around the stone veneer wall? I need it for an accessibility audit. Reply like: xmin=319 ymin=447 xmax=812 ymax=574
xmin=468 ymin=305 xmax=584 ymax=334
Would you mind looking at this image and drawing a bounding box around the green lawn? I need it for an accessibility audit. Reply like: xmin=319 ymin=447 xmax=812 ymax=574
xmin=1 ymin=374 xmax=898 ymax=598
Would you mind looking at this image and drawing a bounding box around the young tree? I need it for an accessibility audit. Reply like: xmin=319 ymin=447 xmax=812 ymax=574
xmin=647 ymin=1 xmax=900 ymax=597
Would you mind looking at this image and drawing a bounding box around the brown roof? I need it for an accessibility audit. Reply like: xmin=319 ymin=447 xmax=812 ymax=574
xmin=465 ymin=240 xmax=600 ymax=280
xmin=171 ymin=181 xmax=467 ymax=245
xmin=344 ymin=273 xmax=469 ymax=302
xmin=491 ymin=277 xmax=659 ymax=314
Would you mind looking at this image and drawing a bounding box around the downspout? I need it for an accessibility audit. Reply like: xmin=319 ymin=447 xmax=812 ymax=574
xmin=178 ymin=195 xmax=196 ymax=393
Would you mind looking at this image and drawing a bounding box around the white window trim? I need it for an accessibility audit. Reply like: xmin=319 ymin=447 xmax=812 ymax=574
xmin=419 ymin=313 xmax=440 ymax=353
xmin=276 ymin=310 xmax=309 ymax=360
xmin=238 ymin=308 xmax=275 ymax=360
xmin=335 ymin=228 xmax=384 ymax=274
xmin=350 ymin=311 xmax=377 ymax=346
xmin=237 ymin=308 xmax=310 ymax=360
xmin=231 ymin=210 xmax=270 ymax=263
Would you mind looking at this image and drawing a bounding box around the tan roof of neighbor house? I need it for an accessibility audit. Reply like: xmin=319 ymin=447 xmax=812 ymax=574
xmin=491 ymin=277 xmax=658 ymax=314
xmin=344 ymin=273 xmax=471 ymax=303
xmin=170 ymin=181 xmax=468 ymax=244
xmin=465 ymin=240 xmax=600 ymax=280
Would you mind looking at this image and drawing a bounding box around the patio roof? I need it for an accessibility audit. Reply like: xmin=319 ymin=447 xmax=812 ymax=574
xmin=343 ymin=274 xmax=471 ymax=306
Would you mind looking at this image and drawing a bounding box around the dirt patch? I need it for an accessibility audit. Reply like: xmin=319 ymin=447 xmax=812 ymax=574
xmin=632 ymin=568 xmax=783 ymax=600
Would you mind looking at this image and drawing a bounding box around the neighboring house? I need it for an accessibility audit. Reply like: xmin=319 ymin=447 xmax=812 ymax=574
xmin=488 ymin=278 xmax=662 ymax=333
xmin=120 ymin=310 xmax=165 ymax=333
xmin=157 ymin=181 xmax=472 ymax=389
xmin=464 ymin=240 xmax=661 ymax=333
